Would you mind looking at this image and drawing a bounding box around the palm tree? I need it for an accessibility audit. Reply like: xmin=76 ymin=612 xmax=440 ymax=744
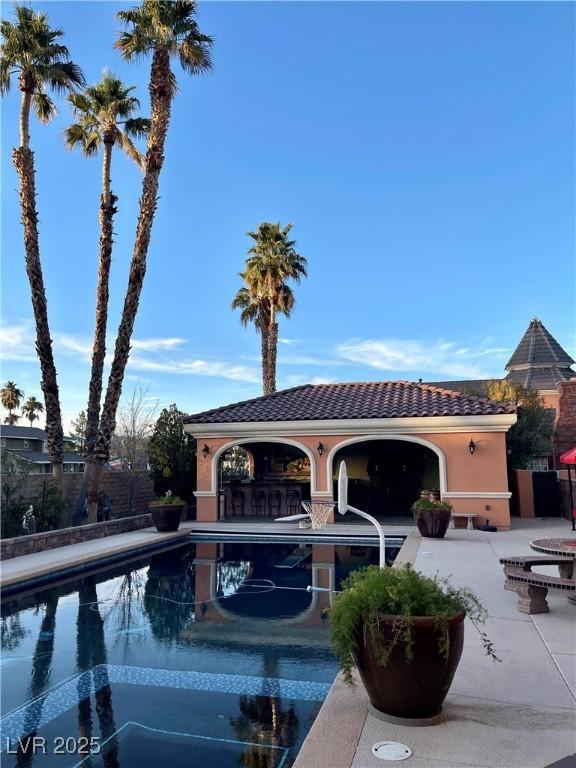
xmin=235 ymin=223 xmax=307 ymax=395
xmin=87 ymin=0 xmax=213 ymax=523
xmin=21 ymin=395 xmax=44 ymax=426
xmin=1 ymin=5 xmax=84 ymax=483
xmin=1 ymin=381 xmax=24 ymax=424
xmin=66 ymin=72 xmax=149 ymax=517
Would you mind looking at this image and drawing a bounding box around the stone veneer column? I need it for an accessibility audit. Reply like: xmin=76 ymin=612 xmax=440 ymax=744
xmin=554 ymin=380 xmax=576 ymax=468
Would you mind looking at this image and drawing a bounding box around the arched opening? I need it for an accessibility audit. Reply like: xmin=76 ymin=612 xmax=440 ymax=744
xmin=332 ymin=439 xmax=440 ymax=521
xmin=218 ymin=441 xmax=311 ymax=519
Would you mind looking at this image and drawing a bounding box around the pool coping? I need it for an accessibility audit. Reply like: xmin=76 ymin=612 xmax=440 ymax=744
xmin=0 ymin=527 xmax=190 ymax=595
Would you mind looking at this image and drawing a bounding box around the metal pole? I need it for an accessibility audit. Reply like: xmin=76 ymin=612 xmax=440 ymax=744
xmin=346 ymin=504 xmax=386 ymax=568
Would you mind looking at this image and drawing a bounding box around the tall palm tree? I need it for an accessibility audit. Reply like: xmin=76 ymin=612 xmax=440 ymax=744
xmin=1 ymin=381 xmax=24 ymax=424
xmin=87 ymin=0 xmax=213 ymax=523
xmin=66 ymin=72 xmax=149 ymax=518
xmin=21 ymin=395 xmax=44 ymax=426
xmin=235 ymin=223 xmax=307 ymax=395
xmin=1 ymin=5 xmax=84 ymax=483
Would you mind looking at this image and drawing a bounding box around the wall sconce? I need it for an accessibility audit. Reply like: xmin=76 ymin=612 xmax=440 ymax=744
xmin=317 ymin=442 xmax=324 ymax=456
xmin=202 ymin=444 xmax=210 ymax=458
xmin=468 ymin=439 xmax=476 ymax=456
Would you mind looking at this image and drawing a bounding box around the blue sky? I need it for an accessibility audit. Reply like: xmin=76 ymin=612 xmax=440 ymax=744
xmin=1 ymin=1 xmax=574 ymax=430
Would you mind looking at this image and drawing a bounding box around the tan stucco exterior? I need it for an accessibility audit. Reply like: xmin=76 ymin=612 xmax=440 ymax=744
xmin=189 ymin=414 xmax=516 ymax=529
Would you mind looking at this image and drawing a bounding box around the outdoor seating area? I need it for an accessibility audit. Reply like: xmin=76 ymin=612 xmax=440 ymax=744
xmin=500 ymin=537 xmax=576 ymax=614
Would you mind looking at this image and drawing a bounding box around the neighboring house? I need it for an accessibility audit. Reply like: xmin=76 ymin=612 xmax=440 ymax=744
xmin=428 ymin=318 xmax=576 ymax=469
xmin=0 ymin=425 xmax=85 ymax=473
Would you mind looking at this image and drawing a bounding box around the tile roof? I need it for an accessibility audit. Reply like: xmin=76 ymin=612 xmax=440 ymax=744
xmin=424 ymin=379 xmax=493 ymax=398
xmin=506 ymin=318 xmax=574 ymax=370
xmin=506 ymin=367 xmax=575 ymax=390
xmin=184 ymin=381 xmax=516 ymax=425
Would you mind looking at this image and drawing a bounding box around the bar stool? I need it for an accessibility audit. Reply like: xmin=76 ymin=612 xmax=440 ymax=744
xmin=268 ymin=490 xmax=282 ymax=518
xmin=231 ymin=489 xmax=245 ymax=517
xmin=251 ymin=490 xmax=266 ymax=516
xmin=286 ymin=490 xmax=301 ymax=516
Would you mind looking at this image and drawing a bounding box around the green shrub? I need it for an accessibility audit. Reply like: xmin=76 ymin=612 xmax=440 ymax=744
xmin=330 ymin=565 xmax=497 ymax=685
xmin=411 ymin=498 xmax=452 ymax=519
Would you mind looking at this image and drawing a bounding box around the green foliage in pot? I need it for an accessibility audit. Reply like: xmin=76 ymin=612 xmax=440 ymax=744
xmin=330 ymin=565 xmax=498 ymax=685
xmin=411 ymin=498 xmax=452 ymax=520
xmin=149 ymin=490 xmax=184 ymax=507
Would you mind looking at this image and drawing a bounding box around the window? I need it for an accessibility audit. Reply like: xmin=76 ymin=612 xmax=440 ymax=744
xmin=23 ymin=440 xmax=29 ymax=449
xmin=1 ymin=438 xmax=5 ymax=448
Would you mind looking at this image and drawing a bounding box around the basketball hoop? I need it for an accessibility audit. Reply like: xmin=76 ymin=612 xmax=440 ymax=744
xmin=300 ymin=500 xmax=336 ymax=530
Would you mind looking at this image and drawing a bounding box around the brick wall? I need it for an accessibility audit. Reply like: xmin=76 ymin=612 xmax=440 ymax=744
xmin=2 ymin=470 xmax=156 ymax=528
xmin=554 ymin=380 xmax=576 ymax=467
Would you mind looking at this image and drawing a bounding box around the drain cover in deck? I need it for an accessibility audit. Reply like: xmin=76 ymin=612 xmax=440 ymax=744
xmin=371 ymin=741 xmax=412 ymax=761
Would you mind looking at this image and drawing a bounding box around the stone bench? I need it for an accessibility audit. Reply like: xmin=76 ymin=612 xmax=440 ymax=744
xmin=507 ymin=570 xmax=576 ymax=614
xmin=500 ymin=555 xmax=574 ymax=590
xmin=450 ymin=513 xmax=477 ymax=530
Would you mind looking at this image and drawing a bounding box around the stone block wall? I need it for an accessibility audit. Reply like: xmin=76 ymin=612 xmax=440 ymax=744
xmin=0 ymin=513 xmax=154 ymax=560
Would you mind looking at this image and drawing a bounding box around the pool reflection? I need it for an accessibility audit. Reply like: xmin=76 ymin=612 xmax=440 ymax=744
xmin=1 ymin=539 xmax=396 ymax=767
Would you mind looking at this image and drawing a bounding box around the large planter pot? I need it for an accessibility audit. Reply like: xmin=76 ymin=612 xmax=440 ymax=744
xmin=416 ymin=507 xmax=451 ymax=539
xmin=149 ymin=503 xmax=184 ymax=533
xmin=355 ymin=611 xmax=465 ymax=724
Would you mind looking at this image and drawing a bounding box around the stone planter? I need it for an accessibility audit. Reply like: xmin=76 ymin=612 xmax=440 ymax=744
xmin=149 ymin=503 xmax=184 ymax=533
xmin=355 ymin=611 xmax=465 ymax=723
xmin=416 ymin=507 xmax=452 ymax=538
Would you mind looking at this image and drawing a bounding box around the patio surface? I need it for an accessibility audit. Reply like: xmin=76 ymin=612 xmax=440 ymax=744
xmin=294 ymin=518 xmax=576 ymax=768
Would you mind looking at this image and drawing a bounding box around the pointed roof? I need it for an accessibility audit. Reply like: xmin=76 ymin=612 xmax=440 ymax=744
xmin=506 ymin=318 xmax=574 ymax=370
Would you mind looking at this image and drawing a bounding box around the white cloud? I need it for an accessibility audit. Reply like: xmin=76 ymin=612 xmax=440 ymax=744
xmin=131 ymin=337 xmax=186 ymax=351
xmin=0 ymin=321 xmax=39 ymax=362
xmin=336 ymin=337 xmax=508 ymax=379
xmin=127 ymin=354 xmax=260 ymax=383
xmin=281 ymin=373 xmax=337 ymax=387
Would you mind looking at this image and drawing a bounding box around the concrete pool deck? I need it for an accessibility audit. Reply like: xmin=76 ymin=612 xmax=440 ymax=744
xmin=294 ymin=518 xmax=576 ymax=768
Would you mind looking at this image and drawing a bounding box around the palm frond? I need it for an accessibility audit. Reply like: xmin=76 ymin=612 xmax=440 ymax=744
xmin=123 ymin=116 xmax=150 ymax=139
xmin=33 ymin=90 xmax=56 ymax=123
xmin=116 ymin=129 xmax=144 ymax=169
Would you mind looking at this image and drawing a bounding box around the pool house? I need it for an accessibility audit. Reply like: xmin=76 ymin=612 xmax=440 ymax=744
xmin=184 ymin=380 xmax=517 ymax=529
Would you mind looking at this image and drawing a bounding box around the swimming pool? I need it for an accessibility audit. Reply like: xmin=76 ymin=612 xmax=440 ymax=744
xmin=1 ymin=537 xmax=402 ymax=767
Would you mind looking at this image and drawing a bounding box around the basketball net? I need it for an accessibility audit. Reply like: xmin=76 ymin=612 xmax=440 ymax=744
xmin=300 ymin=501 xmax=335 ymax=530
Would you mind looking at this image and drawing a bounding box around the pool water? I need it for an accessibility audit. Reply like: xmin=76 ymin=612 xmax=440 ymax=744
xmin=1 ymin=538 xmax=401 ymax=767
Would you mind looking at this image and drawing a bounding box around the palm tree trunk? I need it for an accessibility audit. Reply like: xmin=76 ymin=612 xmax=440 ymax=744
xmin=261 ymin=324 xmax=270 ymax=395
xmin=19 ymin=90 xmax=31 ymax=149
xmin=266 ymin=302 xmax=278 ymax=395
xmin=88 ymin=47 xmax=173 ymax=523
xmin=82 ymin=141 xmax=117 ymax=523
xmin=13 ymin=93 xmax=64 ymax=484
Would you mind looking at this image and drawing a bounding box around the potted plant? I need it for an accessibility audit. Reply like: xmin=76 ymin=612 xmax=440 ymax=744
xmin=411 ymin=497 xmax=452 ymax=538
xmin=149 ymin=491 xmax=185 ymax=532
xmin=330 ymin=565 xmax=498 ymax=724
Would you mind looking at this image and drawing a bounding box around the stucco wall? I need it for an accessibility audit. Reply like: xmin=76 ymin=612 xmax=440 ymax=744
xmin=195 ymin=429 xmax=512 ymax=528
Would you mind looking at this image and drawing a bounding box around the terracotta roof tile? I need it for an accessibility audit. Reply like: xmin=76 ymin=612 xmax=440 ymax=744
xmin=184 ymin=381 xmax=516 ymax=425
